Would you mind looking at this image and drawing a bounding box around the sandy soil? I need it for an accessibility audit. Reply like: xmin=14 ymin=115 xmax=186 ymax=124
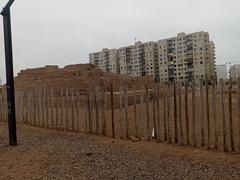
xmin=1 ymin=123 xmax=240 ymax=180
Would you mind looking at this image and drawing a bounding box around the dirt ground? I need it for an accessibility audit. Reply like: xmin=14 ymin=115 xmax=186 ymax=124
xmin=1 ymin=123 xmax=240 ymax=180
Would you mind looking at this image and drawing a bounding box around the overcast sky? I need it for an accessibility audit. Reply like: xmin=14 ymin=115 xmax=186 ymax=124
xmin=0 ymin=0 xmax=240 ymax=83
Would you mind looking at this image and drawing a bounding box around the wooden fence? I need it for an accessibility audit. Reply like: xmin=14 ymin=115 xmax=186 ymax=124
xmin=0 ymin=78 xmax=240 ymax=153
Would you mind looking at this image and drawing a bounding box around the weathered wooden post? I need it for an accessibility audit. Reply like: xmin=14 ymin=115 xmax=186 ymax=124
xmin=173 ymin=81 xmax=178 ymax=143
xmin=192 ymin=78 xmax=196 ymax=146
xmin=228 ymin=78 xmax=234 ymax=151
xmin=220 ymin=79 xmax=227 ymax=151
xmin=110 ymin=84 xmax=115 ymax=138
xmin=185 ymin=81 xmax=189 ymax=145
xmin=212 ymin=80 xmax=217 ymax=149
xmin=205 ymin=77 xmax=210 ymax=149
xmin=145 ymin=85 xmax=150 ymax=140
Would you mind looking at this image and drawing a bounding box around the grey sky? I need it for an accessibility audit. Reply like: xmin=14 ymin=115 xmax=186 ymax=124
xmin=0 ymin=0 xmax=240 ymax=83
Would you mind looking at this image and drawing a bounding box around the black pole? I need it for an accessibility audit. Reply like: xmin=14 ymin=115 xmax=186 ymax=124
xmin=1 ymin=6 xmax=17 ymax=146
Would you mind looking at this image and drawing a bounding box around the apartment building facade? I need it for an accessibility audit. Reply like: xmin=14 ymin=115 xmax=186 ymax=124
xmin=230 ymin=64 xmax=240 ymax=80
xmin=89 ymin=48 xmax=119 ymax=73
xmin=89 ymin=31 xmax=216 ymax=83
xmin=118 ymin=41 xmax=156 ymax=77
xmin=216 ymin=64 xmax=228 ymax=81
xmin=156 ymin=32 xmax=216 ymax=82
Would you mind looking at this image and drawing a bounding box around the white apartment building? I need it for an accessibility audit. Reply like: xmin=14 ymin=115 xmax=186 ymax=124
xmin=156 ymin=32 xmax=216 ymax=82
xmin=216 ymin=64 xmax=227 ymax=81
xmin=230 ymin=64 xmax=240 ymax=80
xmin=89 ymin=48 xmax=119 ymax=73
xmin=118 ymin=41 xmax=156 ymax=77
xmin=89 ymin=31 xmax=216 ymax=83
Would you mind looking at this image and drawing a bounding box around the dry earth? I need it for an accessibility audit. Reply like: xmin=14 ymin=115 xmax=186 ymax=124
xmin=1 ymin=123 xmax=240 ymax=180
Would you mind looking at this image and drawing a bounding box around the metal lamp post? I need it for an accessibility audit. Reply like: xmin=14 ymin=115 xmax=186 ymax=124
xmin=1 ymin=0 xmax=17 ymax=146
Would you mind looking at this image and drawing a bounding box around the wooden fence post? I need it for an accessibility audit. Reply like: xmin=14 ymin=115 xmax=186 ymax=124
xmin=139 ymin=85 xmax=144 ymax=139
xmin=173 ymin=81 xmax=178 ymax=143
xmin=0 ymin=94 xmax=3 ymax=121
xmin=101 ymin=86 xmax=106 ymax=136
xmin=228 ymin=78 xmax=234 ymax=151
xmin=178 ymin=81 xmax=183 ymax=145
xmin=76 ymin=88 xmax=80 ymax=132
xmin=46 ymin=89 xmax=50 ymax=128
xmin=55 ymin=89 xmax=59 ymax=130
xmin=124 ymin=83 xmax=129 ymax=139
xmin=19 ymin=92 xmax=21 ymax=123
xmin=35 ymin=90 xmax=38 ymax=126
xmin=119 ymin=86 xmax=123 ymax=138
xmin=145 ymin=85 xmax=150 ymax=140
xmin=156 ymin=83 xmax=161 ymax=142
xmin=37 ymin=90 xmax=41 ymax=127
xmin=205 ymin=77 xmax=210 ymax=149
xmin=220 ymin=79 xmax=227 ymax=152
xmin=51 ymin=89 xmax=55 ymax=129
xmin=163 ymin=84 xmax=167 ymax=142
xmin=34 ymin=90 xmax=37 ymax=126
xmin=43 ymin=90 xmax=46 ymax=127
xmin=20 ymin=91 xmax=23 ymax=123
xmin=110 ymin=84 xmax=115 ymax=138
xmin=35 ymin=90 xmax=40 ymax=126
xmin=23 ymin=91 xmax=26 ymax=124
xmin=238 ymin=78 xmax=240 ymax=152
xmin=1 ymin=92 xmax=5 ymax=122
xmin=133 ymin=80 xmax=138 ymax=138
xmin=65 ymin=88 xmax=69 ymax=130
xmin=88 ymin=87 xmax=93 ymax=133
xmin=71 ymin=88 xmax=75 ymax=131
xmin=153 ymin=84 xmax=157 ymax=140
xmin=21 ymin=91 xmax=25 ymax=123
xmin=29 ymin=91 xmax=32 ymax=125
xmin=95 ymin=87 xmax=100 ymax=134
xmin=33 ymin=90 xmax=37 ymax=126
xmin=1 ymin=93 xmax=3 ymax=122
xmin=15 ymin=92 xmax=19 ymax=124
xmin=167 ymin=82 xmax=171 ymax=143
xmin=200 ymin=79 xmax=205 ymax=147
xmin=85 ymin=90 xmax=88 ymax=133
xmin=30 ymin=91 xmax=34 ymax=126
xmin=212 ymin=80 xmax=218 ymax=149
xmin=192 ymin=78 xmax=196 ymax=146
xmin=27 ymin=91 xmax=30 ymax=125
xmin=0 ymin=94 xmax=3 ymax=122
xmin=61 ymin=88 xmax=64 ymax=129
xmin=185 ymin=81 xmax=189 ymax=145
xmin=31 ymin=91 xmax=34 ymax=126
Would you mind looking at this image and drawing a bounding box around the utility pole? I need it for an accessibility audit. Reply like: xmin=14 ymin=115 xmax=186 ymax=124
xmin=1 ymin=0 xmax=17 ymax=146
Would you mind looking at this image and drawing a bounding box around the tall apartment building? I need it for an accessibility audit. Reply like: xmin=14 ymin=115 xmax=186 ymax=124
xmin=156 ymin=32 xmax=216 ymax=82
xmin=230 ymin=64 xmax=240 ymax=80
xmin=216 ymin=64 xmax=227 ymax=81
xmin=118 ymin=41 xmax=156 ymax=77
xmin=89 ymin=31 xmax=216 ymax=83
xmin=89 ymin=48 xmax=119 ymax=73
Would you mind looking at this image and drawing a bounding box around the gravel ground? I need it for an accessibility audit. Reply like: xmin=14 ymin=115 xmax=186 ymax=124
xmin=1 ymin=123 xmax=240 ymax=180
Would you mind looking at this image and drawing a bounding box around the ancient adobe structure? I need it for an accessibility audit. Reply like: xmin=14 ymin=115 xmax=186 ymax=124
xmin=14 ymin=64 xmax=154 ymax=91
